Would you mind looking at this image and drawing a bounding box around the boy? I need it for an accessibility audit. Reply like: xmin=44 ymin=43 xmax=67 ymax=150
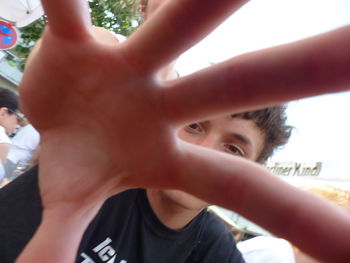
xmin=0 ymin=106 xmax=291 ymax=262
xmin=12 ymin=0 xmax=350 ymax=262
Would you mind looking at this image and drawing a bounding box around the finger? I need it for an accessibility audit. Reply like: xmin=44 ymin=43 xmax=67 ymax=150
xmin=124 ymin=0 xmax=248 ymax=73
xmin=163 ymin=25 xmax=350 ymax=125
xmin=41 ymin=0 xmax=92 ymax=38
xmin=177 ymin=142 xmax=350 ymax=262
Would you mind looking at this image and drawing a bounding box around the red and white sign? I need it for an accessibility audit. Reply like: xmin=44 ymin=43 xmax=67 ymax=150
xmin=0 ymin=21 xmax=18 ymax=50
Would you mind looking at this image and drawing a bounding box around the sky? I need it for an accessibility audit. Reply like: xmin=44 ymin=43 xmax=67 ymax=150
xmin=177 ymin=0 xmax=350 ymax=71
xmin=175 ymin=0 xmax=350 ymax=186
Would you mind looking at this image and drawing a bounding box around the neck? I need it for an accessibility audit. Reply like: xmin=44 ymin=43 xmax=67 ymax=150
xmin=146 ymin=189 xmax=204 ymax=230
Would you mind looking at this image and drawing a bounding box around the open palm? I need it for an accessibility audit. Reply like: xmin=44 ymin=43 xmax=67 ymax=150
xmin=18 ymin=0 xmax=350 ymax=262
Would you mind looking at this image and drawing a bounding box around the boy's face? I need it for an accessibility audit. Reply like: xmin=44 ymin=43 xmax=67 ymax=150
xmin=0 ymin=108 xmax=20 ymax=135
xmin=156 ymin=116 xmax=265 ymax=214
xmin=178 ymin=116 xmax=265 ymax=162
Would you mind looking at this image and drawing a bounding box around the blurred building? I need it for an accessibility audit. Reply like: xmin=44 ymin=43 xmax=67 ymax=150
xmin=0 ymin=50 xmax=22 ymax=92
xmin=265 ymin=160 xmax=350 ymax=190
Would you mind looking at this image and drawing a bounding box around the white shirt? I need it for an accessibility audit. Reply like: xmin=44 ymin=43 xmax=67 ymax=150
xmin=237 ymin=236 xmax=296 ymax=263
xmin=0 ymin=126 xmax=11 ymax=179
xmin=0 ymin=126 xmax=11 ymax=144
xmin=7 ymin=124 xmax=40 ymax=165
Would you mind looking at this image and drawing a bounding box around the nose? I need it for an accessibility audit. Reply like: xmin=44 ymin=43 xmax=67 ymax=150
xmin=198 ymin=135 xmax=218 ymax=150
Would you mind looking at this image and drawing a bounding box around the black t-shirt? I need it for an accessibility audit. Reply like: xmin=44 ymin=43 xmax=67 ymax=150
xmin=0 ymin=167 xmax=245 ymax=263
xmin=0 ymin=166 xmax=42 ymax=262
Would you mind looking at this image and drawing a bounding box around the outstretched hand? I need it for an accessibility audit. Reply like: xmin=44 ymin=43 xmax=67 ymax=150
xmin=17 ymin=0 xmax=350 ymax=262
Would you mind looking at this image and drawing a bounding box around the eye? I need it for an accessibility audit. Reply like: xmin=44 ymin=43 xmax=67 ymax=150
xmin=184 ymin=123 xmax=204 ymax=135
xmin=224 ymin=144 xmax=245 ymax=157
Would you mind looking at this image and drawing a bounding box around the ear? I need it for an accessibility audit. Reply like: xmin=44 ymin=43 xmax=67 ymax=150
xmin=0 ymin=107 xmax=8 ymax=117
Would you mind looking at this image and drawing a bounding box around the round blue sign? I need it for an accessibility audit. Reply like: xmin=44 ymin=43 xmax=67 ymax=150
xmin=0 ymin=21 xmax=18 ymax=50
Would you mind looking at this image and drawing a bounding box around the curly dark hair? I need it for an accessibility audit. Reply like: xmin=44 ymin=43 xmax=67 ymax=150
xmin=232 ymin=105 xmax=293 ymax=163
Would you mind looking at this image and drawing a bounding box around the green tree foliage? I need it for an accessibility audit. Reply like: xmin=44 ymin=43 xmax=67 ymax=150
xmin=11 ymin=0 xmax=143 ymax=70
xmin=12 ymin=16 xmax=47 ymax=62
xmin=90 ymin=0 xmax=142 ymax=36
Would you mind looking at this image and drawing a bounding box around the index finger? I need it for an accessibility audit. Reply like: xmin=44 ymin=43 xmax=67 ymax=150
xmin=41 ymin=0 xmax=92 ymax=39
xmin=125 ymin=0 xmax=248 ymax=73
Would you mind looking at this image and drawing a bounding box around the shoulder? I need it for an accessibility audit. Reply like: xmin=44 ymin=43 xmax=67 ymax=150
xmin=0 ymin=166 xmax=42 ymax=262
xmin=12 ymin=125 xmax=40 ymax=142
xmin=200 ymin=210 xmax=233 ymax=239
xmin=0 ymin=126 xmax=11 ymax=144
xmin=0 ymin=165 xmax=40 ymax=200
xmin=189 ymin=210 xmax=244 ymax=263
xmin=91 ymin=188 xmax=141 ymax=221
xmin=0 ymin=166 xmax=41 ymax=218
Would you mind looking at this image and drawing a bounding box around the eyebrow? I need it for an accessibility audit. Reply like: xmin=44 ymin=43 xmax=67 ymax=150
xmin=227 ymin=132 xmax=252 ymax=147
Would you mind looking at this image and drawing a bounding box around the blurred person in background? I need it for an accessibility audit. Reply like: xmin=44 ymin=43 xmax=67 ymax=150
xmin=4 ymin=115 xmax=40 ymax=181
xmin=0 ymin=87 xmax=20 ymax=182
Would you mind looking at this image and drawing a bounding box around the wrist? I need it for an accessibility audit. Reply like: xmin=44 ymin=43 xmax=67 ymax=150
xmin=16 ymin=202 xmax=103 ymax=263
